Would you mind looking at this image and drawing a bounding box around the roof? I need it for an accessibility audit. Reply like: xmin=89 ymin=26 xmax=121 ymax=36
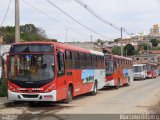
xmin=149 ymin=50 xmax=160 ymax=54
xmin=103 ymin=48 xmax=111 ymax=53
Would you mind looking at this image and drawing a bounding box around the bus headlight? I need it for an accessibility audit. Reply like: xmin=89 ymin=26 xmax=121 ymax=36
xmin=8 ymin=83 xmax=19 ymax=92
xmin=43 ymin=84 xmax=56 ymax=93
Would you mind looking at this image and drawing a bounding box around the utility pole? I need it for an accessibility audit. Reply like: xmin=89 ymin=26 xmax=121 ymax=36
xmin=90 ymin=35 xmax=93 ymax=42
xmin=147 ymin=41 xmax=150 ymax=62
xmin=15 ymin=0 xmax=20 ymax=43
xmin=121 ymin=27 xmax=123 ymax=56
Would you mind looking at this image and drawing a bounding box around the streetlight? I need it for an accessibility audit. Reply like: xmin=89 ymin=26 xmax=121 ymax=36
xmin=121 ymin=27 xmax=123 ymax=56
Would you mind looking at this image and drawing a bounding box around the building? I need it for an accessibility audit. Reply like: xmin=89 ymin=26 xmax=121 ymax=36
xmin=65 ymin=41 xmax=103 ymax=52
xmin=105 ymin=38 xmax=139 ymax=50
xmin=150 ymin=24 xmax=160 ymax=37
xmin=132 ymin=50 xmax=160 ymax=63
xmin=0 ymin=44 xmax=11 ymax=59
xmin=65 ymin=39 xmax=113 ymax=54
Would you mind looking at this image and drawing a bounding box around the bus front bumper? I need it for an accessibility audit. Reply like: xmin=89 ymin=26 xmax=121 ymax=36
xmin=8 ymin=90 xmax=57 ymax=102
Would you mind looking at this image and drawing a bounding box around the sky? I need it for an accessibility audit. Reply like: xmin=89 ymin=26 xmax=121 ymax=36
xmin=0 ymin=0 xmax=160 ymax=42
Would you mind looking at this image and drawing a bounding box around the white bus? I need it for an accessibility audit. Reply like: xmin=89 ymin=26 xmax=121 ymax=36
xmin=133 ymin=64 xmax=147 ymax=80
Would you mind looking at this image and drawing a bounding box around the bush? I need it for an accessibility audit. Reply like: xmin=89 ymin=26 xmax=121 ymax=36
xmin=0 ymin=79 xmax=7 ymax=97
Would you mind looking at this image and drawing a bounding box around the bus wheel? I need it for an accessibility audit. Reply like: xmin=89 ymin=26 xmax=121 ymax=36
xmin=115 ymin=79 xmax=120 ymax=89
xmin=64 ymin=86 xmax=73 ymax=103
xmin=91 ymin=81 xmax=97 ymax=95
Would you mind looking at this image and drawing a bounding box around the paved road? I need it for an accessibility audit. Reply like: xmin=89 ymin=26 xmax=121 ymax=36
xmin=0 ymin=78 xmax=160 ymax=116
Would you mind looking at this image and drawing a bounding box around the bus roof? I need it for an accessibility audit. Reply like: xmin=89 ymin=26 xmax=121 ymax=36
xmin=105 ymin=54 xmax=132 ymax=61
xmin=133 ymin=64 xmax=146 ymax=66
xmin=11 ymin=41 xmax=104 ymax=55
xmin=89 ymin=50 xmax=104 ymax=56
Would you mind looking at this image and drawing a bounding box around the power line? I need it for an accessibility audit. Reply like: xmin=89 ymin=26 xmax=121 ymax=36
xmin=22 ymin=0 xmax=93 ymax=40
xmin=46 ymin=0 xmax=112 ymax=40
xmin=22 ymin=0 xmax=66 ymax=27
xmin=0 ymin=0 xmax=12 ymax=33
xmin=75 ymin=0 xmax=120 ymax=30
xmin=74 ymin=0 xmax=132 ymax=37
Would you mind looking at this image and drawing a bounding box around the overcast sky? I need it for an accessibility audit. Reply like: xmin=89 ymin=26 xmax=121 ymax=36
xmin=0 ymin=0 xmax=160 ymax=42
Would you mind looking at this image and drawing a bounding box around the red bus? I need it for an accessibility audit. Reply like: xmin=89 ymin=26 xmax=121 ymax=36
xmin=2 ymin=42 xmax=106 ymax=103
xmin=146 ymin=62 xmax=157 ymax=79
xmin=105 ymin=54 xmax=133 ymax=89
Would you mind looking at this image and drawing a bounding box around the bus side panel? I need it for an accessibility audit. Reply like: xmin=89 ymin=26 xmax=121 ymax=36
xmin=123 ymin=68 xmax=133 ymax=84
xmin=112 ymin=72 xmax=118 ymax=86
xmin=66 ymin=70 xmax=94 ymax=97
xmin=56 ymin=76 xmax=67 ymax=101
xmin=79 ymin=69 xmax=94 ymax=94
xmin=128 ymin=69 xmax=133 ymax=83
xmin=71 ymin=70 xmax=82 ymax=96
xmin=94 ymin=69 xmax=105 ymax=90
xmin=118 ymin=68 xmax=124 ymax=85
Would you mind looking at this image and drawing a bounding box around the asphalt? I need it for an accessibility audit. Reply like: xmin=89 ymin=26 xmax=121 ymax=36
xmin=0 ymin=78 xmax=160 ymax=115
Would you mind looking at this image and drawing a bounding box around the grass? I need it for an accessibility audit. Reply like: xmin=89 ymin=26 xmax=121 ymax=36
xmin=0 ymin=79 xmax=7 ymax=97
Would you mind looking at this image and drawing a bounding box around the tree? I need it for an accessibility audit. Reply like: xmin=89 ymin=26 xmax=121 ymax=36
xmin=112 ymin=46 xmax=121 ymax=55
xmin=138 ymin=43 xmax=151 ymax=51
xmin=20 ymin=24 xmax=47 ymax=41
xmin=150 ymin=39 xmax=159 ymax=47
xmin=1 ymin=26 xmax=15 ymax=43
xmin=134 ymin=49 xmax=140 ymax=55
xmin=151 ymin=46 xmax=160 ymax=50
xmin=124 ymin=44 xmax=135 ymax=56
xmin=114 ymin=38 xmax=121 ymax=42
xmin=0 ymin=24 xmax=48 ymax=43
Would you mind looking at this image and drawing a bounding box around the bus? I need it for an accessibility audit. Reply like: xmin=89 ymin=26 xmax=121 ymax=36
xmin=105 ymin=54 xmax=133 ymax=89
xmin=146 ymin=63 xmax=158 ymax=79
xmin=133 ymin=64 xmax=147 ymax=80
xmin=1 ymin=42 xmax=106 ymax=103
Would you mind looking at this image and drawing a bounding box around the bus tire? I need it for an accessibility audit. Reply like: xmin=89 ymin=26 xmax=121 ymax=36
xmin=91 ymin=81 xmax=97 ymax=95
xmin=115 ymin=79 xmax=120 ymax=89
xmin=64 ymin=85 xmax=73 ymax=103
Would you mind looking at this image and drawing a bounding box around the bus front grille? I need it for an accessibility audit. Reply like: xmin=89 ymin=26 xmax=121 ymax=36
xmin=22 ymin=94 xmax=39 ymax=98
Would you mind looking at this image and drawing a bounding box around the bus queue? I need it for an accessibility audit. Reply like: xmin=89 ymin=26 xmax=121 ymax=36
xmin=0 ymin=42 xmax=158 ymax=103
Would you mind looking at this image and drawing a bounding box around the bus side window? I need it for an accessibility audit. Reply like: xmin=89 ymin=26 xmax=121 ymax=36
xmin=114 ymin=61 xmax=117 ymax=72
xmin=57 ymin=51 xmax=65 ymax=76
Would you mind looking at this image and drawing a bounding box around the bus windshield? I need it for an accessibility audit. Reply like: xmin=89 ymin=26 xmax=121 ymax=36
xmin=133 ymin=66 xmax=143 ymax=73
xmin=9 ymin=54 xmax=54 ymax=81
xmin=105 ymin=61 xmax=113 ymax=75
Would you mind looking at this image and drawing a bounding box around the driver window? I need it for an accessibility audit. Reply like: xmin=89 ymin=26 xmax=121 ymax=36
xmin=57 ymin=51 xmax=65 ymax=76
